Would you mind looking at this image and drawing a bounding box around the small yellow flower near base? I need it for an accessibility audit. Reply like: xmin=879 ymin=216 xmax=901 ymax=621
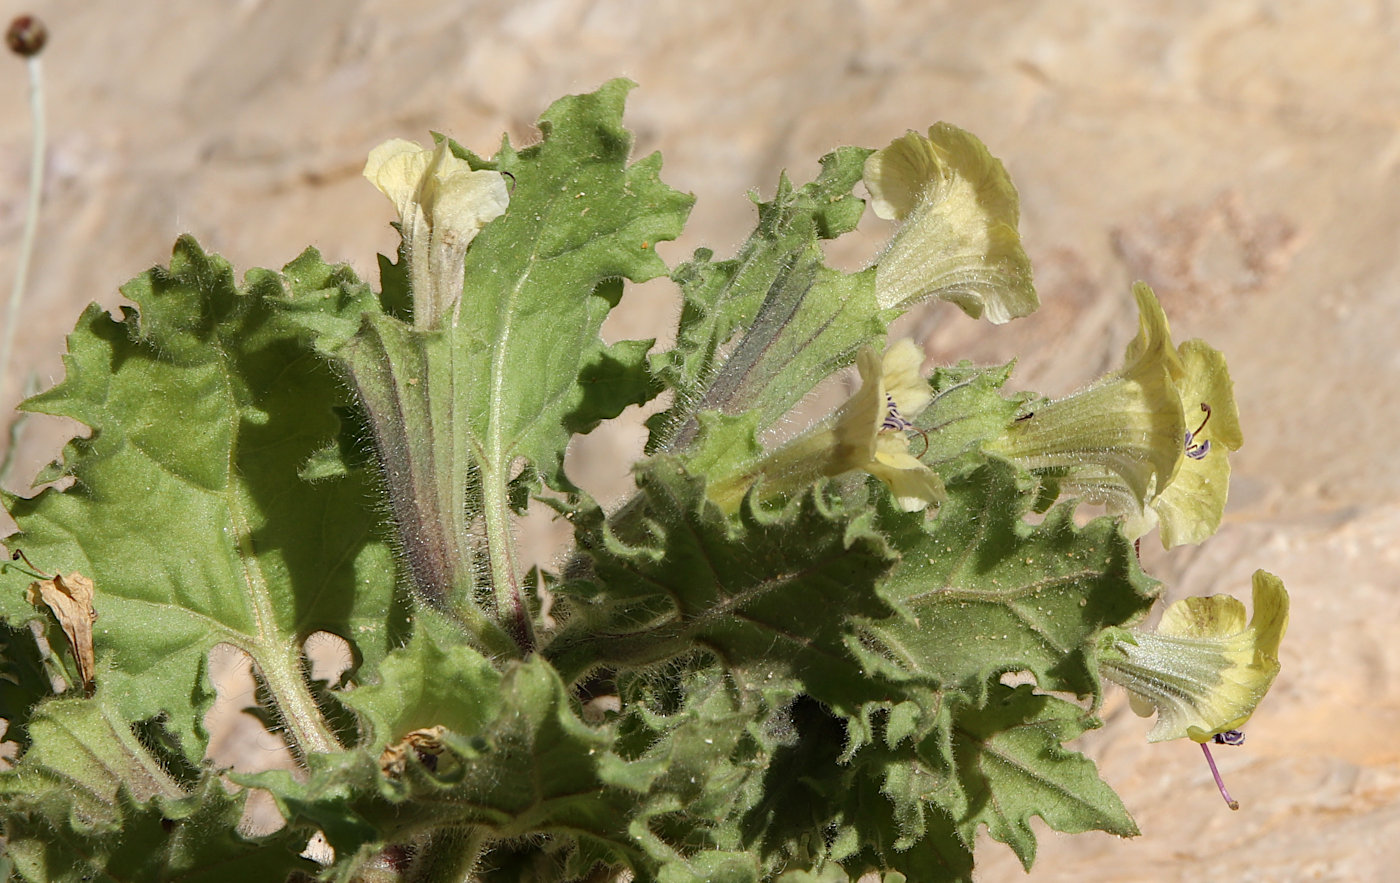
xmin=836 ymin=343 xmax=943 ymax=512
xmin=707 ymin=339 xmax=944 ymax=513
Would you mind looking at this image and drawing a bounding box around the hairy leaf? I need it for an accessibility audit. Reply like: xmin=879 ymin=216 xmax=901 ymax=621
xmin=452 ymin=79 xmax=693 ymax=491
xmin=253 ymin=655 xmax=643 ymax=876
xmin=649 ymin=147 xmax=882 ymax=452
xmin=0 ymin=239 xmax=397 ymax=880
xmin=860 ymin=458 xmax=1158 ymax=700
xmin=0 ymin=699 xmax=314 ymax=882
xmin=950 ymin=684 xmax=1138 ymax=867
xmin=0 ymin=239 xmax=396 ymax=758
xmin=550 ymin=459 xmax=898 ymax=718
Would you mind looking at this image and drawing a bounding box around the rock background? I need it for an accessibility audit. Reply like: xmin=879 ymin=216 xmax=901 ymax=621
xmin=1 ymin=1 xmax=1396 ymax=879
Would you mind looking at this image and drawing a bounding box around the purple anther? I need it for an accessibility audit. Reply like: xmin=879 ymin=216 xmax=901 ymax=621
xmin=881 ymin=393 xmax=913 ymax=431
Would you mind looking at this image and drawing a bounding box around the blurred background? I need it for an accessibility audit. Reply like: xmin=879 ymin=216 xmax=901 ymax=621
xmin=1 ymin=1 xmax=1396 ymax=879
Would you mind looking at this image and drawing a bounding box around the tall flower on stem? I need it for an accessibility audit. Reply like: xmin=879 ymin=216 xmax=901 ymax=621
xmin=989 ymin=283 xmax=1242 ymax=547
xmin=706 ymin=339 xmax=945 ymax=513
xmin=363 ymin=137 xmax=510 ymax=329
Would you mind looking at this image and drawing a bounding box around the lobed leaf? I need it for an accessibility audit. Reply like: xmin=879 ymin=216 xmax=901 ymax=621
xmin=860 ymin=458 xmax=1158 ymax=700
xmin=649 ymin=147 xmax=883 ymax=452
xmin=950 ymin=684 xmax=1138 ymax=868
xmin=450 ymin=79 xmax=694 ymax=491
xmin=0 ymin=698 xmax=314 ymax=882
xmin=252 ymin=655 xmax=644 ymax=877
xmin=0 ymin=238 xmax=397 ymax=879
xmin=549 ymin=458 xmax=898 ymax=719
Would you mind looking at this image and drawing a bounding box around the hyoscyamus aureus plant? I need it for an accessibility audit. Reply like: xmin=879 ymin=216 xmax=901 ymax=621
xmin=0 ymin=80 xmax=1286 ymax=883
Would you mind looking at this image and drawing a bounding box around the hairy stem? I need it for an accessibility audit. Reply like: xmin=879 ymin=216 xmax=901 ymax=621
xmin=480 ymin=464 xmax=533 ymax=652
xmin=341 ymin=314 xmax=518 ymax=657
xmin=0 ymin=55 xmax=45 ymax=421
xmin=408 ymin=826 xmax=489 ymax=883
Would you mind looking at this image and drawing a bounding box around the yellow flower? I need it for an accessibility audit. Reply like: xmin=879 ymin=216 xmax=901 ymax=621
xmin=707 ymin=339 xmax=945 ymax=513
xmin=1139 ymin=339 xmax=1243 ymax=546
xmin=989 ymin=283 xmax=1184 ymax=505
xmin=364 ymin=137 xmax=509 ymax=329
xmin=863 ymin=125 xmax=1037 ymax=323
xmin=1099 ymin=570 xmax=1288 ymax=743
xmin=990 ymin=284 xmax=1242 ymax=547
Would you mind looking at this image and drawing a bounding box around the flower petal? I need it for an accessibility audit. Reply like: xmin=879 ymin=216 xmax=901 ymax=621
xmin=1176 ymin=339 xmax=1242 ymax=452
xmin=880 ymin=338 xmax=933 ymax=418
xmin=364 ymin=138 xmax=435 ymax=222
xmin=1102 ymin=571 xmax=1288 ymax=743
xmin=704 ymin=341 xmax=944 ymax=512
xmin=871 ymin=436 xmax=946 ymax=510
xmin=863 ymin=125 xmax=1037 ymax=323
xmin=991 ymin=283 xmax=1186 ymax=511
xmin=363 ymin=137 xmax=509 ymax=328
xmin=1148 ymin=339 xmax=1242 ymax=547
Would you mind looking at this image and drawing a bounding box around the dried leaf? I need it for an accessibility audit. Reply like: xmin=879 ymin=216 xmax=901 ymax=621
xmin=26 ymin=572 xmax=97 ymax=696
xmin=378 ymin=726 xmax=447 ymax=777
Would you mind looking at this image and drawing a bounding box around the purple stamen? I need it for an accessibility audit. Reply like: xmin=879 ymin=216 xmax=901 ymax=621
xmin=1200 ymin=741 xmax=1240 ymax=811
xmin=881 ymin=393 xmax=913 ymax=431
xmin=1184 ymin=403 xmax=1214 ymax=459
xmin=880 ymin=393 xmax=930 ymax=458
xmin=1212 ymin=729 xmax=1246 ymax=746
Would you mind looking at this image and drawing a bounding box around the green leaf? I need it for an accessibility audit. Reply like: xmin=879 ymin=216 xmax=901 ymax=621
xmin=566 ymin=332 xmax=664 ymax=436
xmin=281 ymin=80 xmax=692 ymax=635
xmin=649 ymin=147 xmax=883 ymax=452
xmin=0 ymin=236 xmax=398 ymax=762
xmin=860 ymin=458 xmax=1158 ymax=700
xmin=737 ymin=695 xmax=855 ymax=870
xmin=736 ymin=695 xmax=974 ymax=882
xmin=656 ymin=850 xmax=761 ymax=883
xmin=831 ymin=756 xmax=973 ymax=883
xmin=452 ymin=79 xmax=693 ymax=490
xmin=235 ymin=612 xmax=504 ymax=866
xmin=950 ymin=684 xmax=1138 ymax=868
xmin=548 ymin=459 xmax=898 ymax=718
xmin=340 ymin=609 xmax=503 ymax=747
xmin=604 ymin=668 xmax=784 ymax=872
xmin=0 ymin=699 xmax=315 ymax=882
xmin=254 ymin=656 xmax=644 ymax=875
xmin=0 ymin=698 xmax=187 ymax=830
xmin=918 ymin=361 xmax=1026 ymax=471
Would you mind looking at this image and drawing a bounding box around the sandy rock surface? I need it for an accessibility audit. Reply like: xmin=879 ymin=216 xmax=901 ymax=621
xmin=1 ymin=1 xmax=1395 ymax=879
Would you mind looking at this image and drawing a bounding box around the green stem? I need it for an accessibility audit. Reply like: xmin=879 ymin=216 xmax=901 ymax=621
xmin=480 ymin=464 xmax=534 ymax=651
xmin=408 ymin=826 xmax=489 ymax=883
xmin=232 ymin=487 xmax=339 ymax=757
xmin=0 ymin=56 xmax=45 ymax=421
xmin=254 ymin=642 xmax=337 ymax=758
xmin=341 ymin=314 xmax=517 ymax=657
